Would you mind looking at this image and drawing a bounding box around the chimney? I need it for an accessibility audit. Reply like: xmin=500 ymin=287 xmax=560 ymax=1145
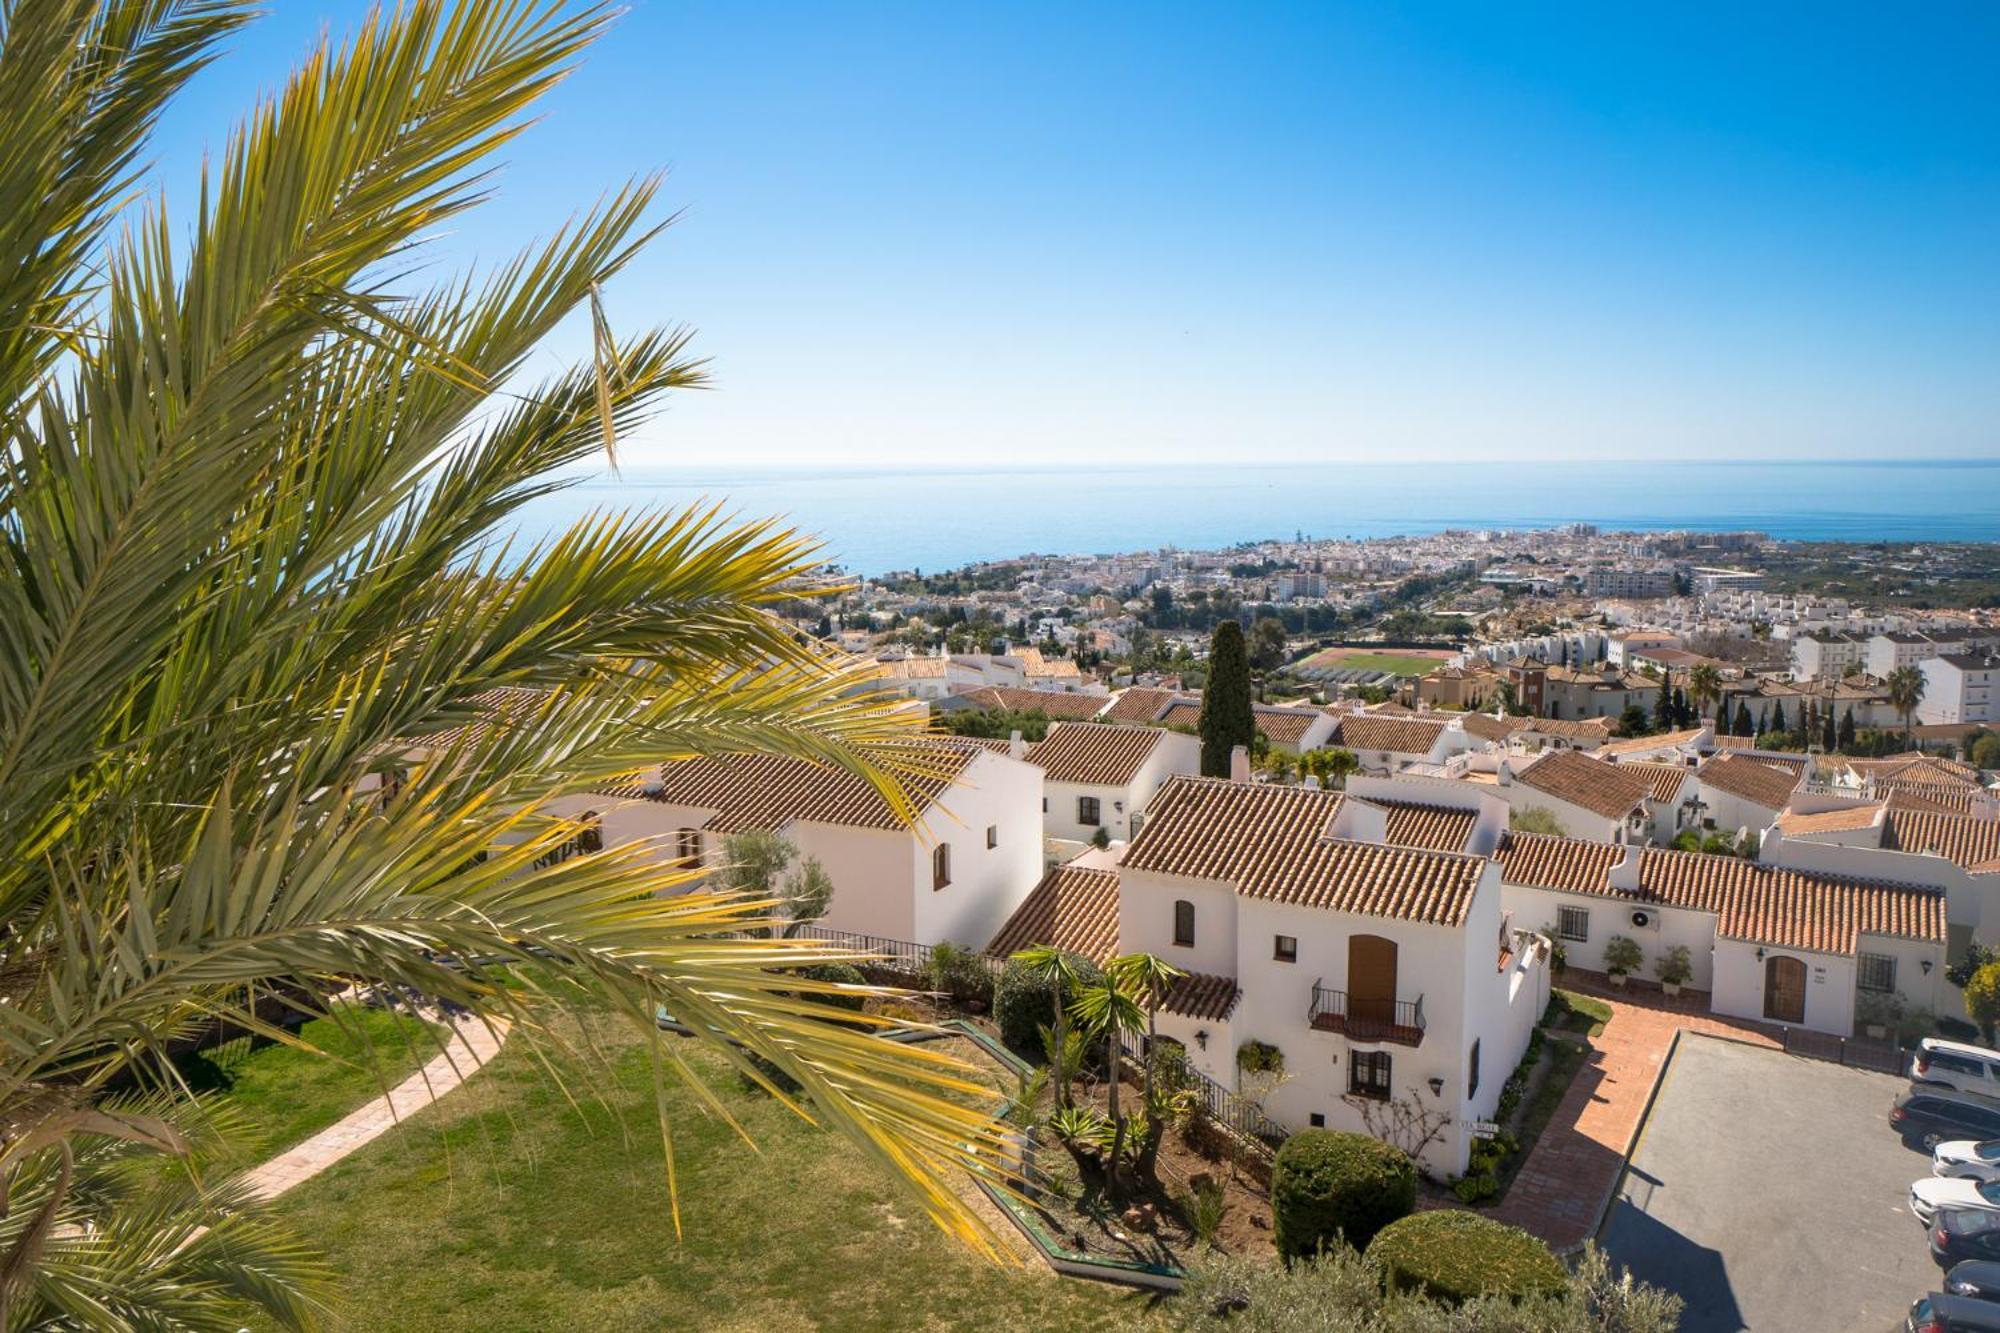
xmin=1008 ymin=729 xmax=1027 ymax=761
xmin=1229 ymin=744 xmax=1251 ymax=784
xmin=1496 ymin=759 xmax=1513 ymax=787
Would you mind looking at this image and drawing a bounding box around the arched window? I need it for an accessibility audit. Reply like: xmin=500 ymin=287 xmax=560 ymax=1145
xmin=1173 ymin=899 xmax=1195 ymax=948
xmin=932 ymin=843 xmax=952 ymax=890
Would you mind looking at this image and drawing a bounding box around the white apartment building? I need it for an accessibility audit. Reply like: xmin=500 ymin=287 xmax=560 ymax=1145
xmin=1497 ymin=833 xmax=1944 ymax=1039
xmin=1692 ymin=567 xmax=1765 ymax=595
xmin=1790 ymin=633 xmax=1866 ymax=682
xmin=1025 ymin=721 xmax=1200 ymax=846
xmin=1866 ymin=633 xmax=1953 ymax=680
xmin=1502 ymin=748 xmax=1655 ymax=844
xmin=989 ymin=776 xmax=1549 ymax=1177
xmin=1605 ymin=630 xmax=1684 ymax=667
xmin=1587 ymin=567 xmax=1678 ymax=599
xmin=546 ymin=740 xmax=1044 ymax=951
xmin=1919 ymin=654 xmax=1999 ymax=726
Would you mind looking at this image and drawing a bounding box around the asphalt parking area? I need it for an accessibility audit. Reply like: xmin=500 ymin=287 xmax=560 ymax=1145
xmin=1599 ymin=1033 xmax=1938 ymax=1333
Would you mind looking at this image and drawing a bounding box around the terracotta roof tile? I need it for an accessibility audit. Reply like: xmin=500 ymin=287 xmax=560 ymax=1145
xmin=986 ymin=864 xmax=1121 ymax=962
xmin=1458 ymin=713 xmax=1526 ymax=745
xmin=1884 ymin=808 xmax=2000 ymax=871
xmin=1515 ymin=749 xmax=1652 ymax=821
xmin=1775 ymin=803 xmax=1886 ymax=835
xmin=646 ymin=741 xmax=978 ymax=833
xmin=1371 ymin=800 xmax=1480 ymax=853
xmin=1331 ymin=714 xmax=1451 ymax=756
xmin=948 ymin=686 xmax=1107 ymax=719
xmin=1599 ymin=727 xmax=1707 ymax=759
xmin=1123 ymin=777 xmax=1484 ymax=926
xmin=1026 ymin=722 xmax=1169 ymax=786
xmin=1618 ymin=760 xmax=1698 ymax=804
xmin=1161 ymin=970 xmax=1242 ymax=1021
xmin=1494 ymin=832 xmax=1628 ymax=897
xmin=1882 ymin=783 xmax=1984 ymax=816
xmin=1521 ymin=716 xmax=1618 ymax=741
xmin=1698 ymin=752 xmax=1805 ymax=812
xmin=1156 ymin=700 xmax=1325 ymax=747
xmin=1101 ymin=687 xmax=1189 ymax=723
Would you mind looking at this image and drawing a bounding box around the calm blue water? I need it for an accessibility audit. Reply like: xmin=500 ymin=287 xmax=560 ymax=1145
xmin=512 ymin=460 xmax=2000 ymax=578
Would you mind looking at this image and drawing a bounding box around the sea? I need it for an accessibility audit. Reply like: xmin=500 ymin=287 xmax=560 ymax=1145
xmin=510 ymin=458 xmax=2000 ymax=579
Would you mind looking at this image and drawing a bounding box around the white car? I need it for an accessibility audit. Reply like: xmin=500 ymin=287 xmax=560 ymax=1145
xmin=1936 ymin=1139 xmax=2000 ymax=1182
xmin=1912 ymin=1038 xmax=2000 ymax=1101
xmin=1912 ymin=1174 xmax=2000 ymax=1225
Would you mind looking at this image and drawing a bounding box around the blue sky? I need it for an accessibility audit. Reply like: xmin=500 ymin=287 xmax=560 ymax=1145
xmin=149 ymin=2 xmax=2000 ymax=466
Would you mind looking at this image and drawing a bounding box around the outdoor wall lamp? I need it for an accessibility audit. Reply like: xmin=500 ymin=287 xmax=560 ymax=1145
xmin=1923 ymin=959 xmax=1934 ymax=975
xmin=1194 ymin=1029 xmax=1209 ymax=1050
xmin=1427 ymin=1077 xmax=1445 ymax=1097
xmin=1755 ymin=947 xmax=1766 ymax=961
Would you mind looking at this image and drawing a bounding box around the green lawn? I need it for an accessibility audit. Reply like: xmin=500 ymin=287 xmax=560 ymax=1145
xmin=262 ymin=1017 xmax=1157 ymax=1332
xmin=189 ymin=1005 xmax=443 ymax=1156
xmin=1299 ymin=650 xmax=1446 ymax=676
xmin=1546 ymin=989 xmax=1614 ymax=1038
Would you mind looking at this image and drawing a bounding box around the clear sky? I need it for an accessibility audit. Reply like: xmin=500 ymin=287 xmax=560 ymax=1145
xmin=148 ymin=2 xmax=2000 ymax=467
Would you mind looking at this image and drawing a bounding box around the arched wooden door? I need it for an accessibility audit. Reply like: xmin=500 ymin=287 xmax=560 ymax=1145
xmin=1763 ymin=955 xmax=1807 ymax=1024
xmin=1348 ymin=935 xmax=1399 ymax=1028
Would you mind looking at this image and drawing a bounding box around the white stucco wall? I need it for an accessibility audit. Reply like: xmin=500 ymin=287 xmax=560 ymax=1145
xmin=909 ymin=750 xmax=1046 ymax=949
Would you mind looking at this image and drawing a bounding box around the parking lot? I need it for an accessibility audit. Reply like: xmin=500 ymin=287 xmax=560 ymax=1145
xmin=1599 ymin=1034 xmax=1939 ymax=1332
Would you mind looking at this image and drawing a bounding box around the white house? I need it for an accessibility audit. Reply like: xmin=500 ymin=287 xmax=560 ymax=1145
xmin=1326 ymin=714 xmax=1469 ymax=775
xmin=1496 ymin=832 xmax=1945 ymax=1038
xmin=1697 ymin=752 xmax=1806 ymax=842
xmin=1504 ymin=748 xmax=1654 ymax=844
xmin=1025 ymin=721 xmax=1200 ymax=846
xmin=988 ymin=775 xmax=1550 ymax=1177
xmin=547 ymin=739 xmax=1044 ymax=951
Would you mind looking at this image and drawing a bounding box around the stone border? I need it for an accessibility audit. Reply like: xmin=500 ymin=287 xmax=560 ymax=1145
xmin=1567 ymin=1026 xmax=1687 ymax=1255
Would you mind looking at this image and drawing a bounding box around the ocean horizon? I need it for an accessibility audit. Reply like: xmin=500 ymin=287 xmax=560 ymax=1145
xmin=511 ymin=458 xmax=2000 ymax=579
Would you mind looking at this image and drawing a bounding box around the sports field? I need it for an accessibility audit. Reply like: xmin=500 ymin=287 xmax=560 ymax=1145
xmin=1295 ymin=646 xmax=1453 ymax=676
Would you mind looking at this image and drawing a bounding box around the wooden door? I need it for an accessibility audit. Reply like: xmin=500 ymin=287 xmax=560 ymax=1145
xmin=1348 ymin=935 xmax=1398 ymax=1026
xmin=1763 ymin=955 xmax=1806 ymax=1024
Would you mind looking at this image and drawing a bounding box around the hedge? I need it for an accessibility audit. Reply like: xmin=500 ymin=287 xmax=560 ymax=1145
xmin=993 ymin=953 xmax=1103 ymax=1054
xmin=1270 ymin=1129 xmax=1415 ymax=1259
xmin=797 ymin=962 xmax=868 ymax=1013
xmin=1367 ymin=1209 xmax=1566 ymax=1302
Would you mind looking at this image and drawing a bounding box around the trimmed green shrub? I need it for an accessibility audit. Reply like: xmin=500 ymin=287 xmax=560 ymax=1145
xmin=923 ymin=942 xmax=994 ymax=1007
xmin=993 ymin=953 xmax=1102 ymax=1053
xmin=1367 ymin=1209 xmax=1566 ymax=1302
xmin=1270 ymin=1129 xmax=1415 ymax=1259
xmin=797 ymin=961 xmax=867 ymax=1013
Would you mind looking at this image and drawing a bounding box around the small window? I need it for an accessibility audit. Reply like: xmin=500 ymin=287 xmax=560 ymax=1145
xmin=1557 ymin=905 xmax=1589 ymax=943
xmin=1078 ymin=795 xmax=1101 ymax=827
xmin=676 ymin=828 xmax=702 ymax=866
xmin=986 ymin=824 xmax=998 ymax=849
xmin=1350 ymin=1051 xmax=1392 ymax=1101
xmin=932 ymin=843 xmax=951 ymax=891
xmin=1274 ymin=934 xmax=1298 ymax=963
xmin=1173 ymin=899 xmax=1195 ymax=948
xmin=1308 ymin=1112 xmax=1326 ymax=1128
xmin=1041 ymin=797 xmax=1048 ymax=813
xmin=1857 ymin=952 xmax=1896 ymax=994
xmin=1468 ymin=1039 xmax=1481 ymax=1100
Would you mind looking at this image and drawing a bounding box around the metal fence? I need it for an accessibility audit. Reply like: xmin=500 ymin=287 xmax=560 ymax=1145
xmin=1779 ymin=1024 xmax=1906 ymax=1075
xmin=786 ymin=925 xmax=1003 ymax=981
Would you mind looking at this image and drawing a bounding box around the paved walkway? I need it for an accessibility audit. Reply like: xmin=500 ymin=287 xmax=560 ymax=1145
xmin=1492 ymin=974 xmax=1782 ymax=1249
xmin=242 ymin=1014 xmax=510 ymax=1201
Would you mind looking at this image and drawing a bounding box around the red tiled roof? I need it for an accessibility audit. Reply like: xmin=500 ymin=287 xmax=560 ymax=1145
xmin=1332 ymin=715 xmax=1450 ymax=756
xmin=1371 ymin=800 xmax=1480 ymax=853
xmin=646 ymin=742 xmax=977 ymax=833
xmin=1026 ymin=722 xmax=1170 ymax=786
xmin=1699 ymin=752 xmax=1805 ymax=811
xmin=1161 ymin=971 xmax=1242 ymax=1021
xmin=1618 ymin=760 xmax=1698 ymax=804
xmin=986 ymin=864 xmax=1122 ymax=962
xmin=1775 ymin=803 xmax=1886 ymax=835
xmin=1884 ymin=808 xmax=2000 ymax=871
xmin=1101 ymin=687 xmax=1189 ymax=724
xmin=1123 ymin=777 xmax=1485 ymax=926
xmin=1515 ymin=749 xmax=1653 ymax=821
xmin=1494 ymin=832 xmax=1627 ymax=897
xmin=947 ymin=686 xmax=1107 ymax=719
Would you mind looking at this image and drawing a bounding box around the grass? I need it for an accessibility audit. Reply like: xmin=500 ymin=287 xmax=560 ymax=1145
xmin=1545 ymin=989 xmax=1614 ymax=1038
xmin=1298 ymin=650 xmax=1446 ymax=676
xmin=186 ymin=1005 xmax=444 ymax=1156
xmin=261 ymin=1014 xmax=1158 ymax=1332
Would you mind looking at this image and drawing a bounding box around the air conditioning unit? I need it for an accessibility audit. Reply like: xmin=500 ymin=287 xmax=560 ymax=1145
xmin=1630 ymin=909 xmax=1654 ymax=930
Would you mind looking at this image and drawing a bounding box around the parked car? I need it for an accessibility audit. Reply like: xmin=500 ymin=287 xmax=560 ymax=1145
xmin=1937 ymin=1141 xmax=2000 ymax=1182
xmin=1944 ymin=1262 xmax=2000 ymax=1301
xmin=1915 ymin=1176 xmax=2000 ymax=1226
xmin=1914 ymin=1039 xmax=2000 ymax=1101
xmin=1908 ymin=1291 xmax=2000 ymax=1332
xmin=1931 ymin=1208 xmax=2000 ymax=1268
xmin=1894 ymin=1090 xmax=2000 ymax=1152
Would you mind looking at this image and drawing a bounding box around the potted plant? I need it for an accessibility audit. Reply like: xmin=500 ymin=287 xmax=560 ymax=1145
xmin=1654 ymin=944 xmax=1693 ymax=998
xmin=1857 ymin=990 xmax=1905 ymax=1042
xmin=1603 ymin=935 xmax=1643 ymax=988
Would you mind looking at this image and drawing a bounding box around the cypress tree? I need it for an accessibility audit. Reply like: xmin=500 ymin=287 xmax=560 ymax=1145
xmin=1734 ymin=699 xmax=1753 ymax=737
xmin=1199 ymin=620 xmax=1256 ymax=777
xmin=1714 ymin=691 xmax=1731 ymax=734
xmin=1839 ymin=707 xmax=1857 ymax=750
xmin=1653 ymin=673 xmax=1676 ymax=731
xmin=1769 ymin=700 xmax=1786 ymax=736
xmin=1822 ymin=703 xmax=1838 ymax=751
xmin=1674 ymin=686 xmax=1690 ymax=728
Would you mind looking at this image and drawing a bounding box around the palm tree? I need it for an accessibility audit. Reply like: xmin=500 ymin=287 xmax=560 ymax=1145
xmin=1067 ymin=971 xmax=1147 ymax=1193
xmin=1688 ymin=664 xmax=1721 ymax=730
xmin=1104 ymin=952 xmax=1183 ymax=1181
xmin=0 ymin=2 xmax=1013 ymax=1322
xmin=1011 ymin=945 xmax=1089 ymax=1107
xmin=1888 ymin=666 xmax=1926 ymax=740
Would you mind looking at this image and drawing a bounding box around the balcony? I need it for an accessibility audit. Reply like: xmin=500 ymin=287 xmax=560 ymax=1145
xmin=1308 ymin=982 xmax=1426 ymax=1047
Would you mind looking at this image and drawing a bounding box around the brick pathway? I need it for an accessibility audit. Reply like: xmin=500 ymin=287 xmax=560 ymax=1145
xmin=1491 ymin=975 xmax=1781 ymax=1250
xmin=242 ymin=1014 xmax=510 ymax=1201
